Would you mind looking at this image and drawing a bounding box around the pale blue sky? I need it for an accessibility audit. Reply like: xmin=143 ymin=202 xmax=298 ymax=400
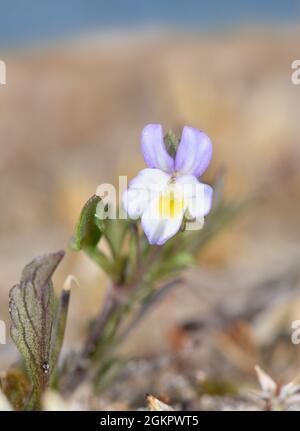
xmin=0 ymin=0 xmax=299 ymax=48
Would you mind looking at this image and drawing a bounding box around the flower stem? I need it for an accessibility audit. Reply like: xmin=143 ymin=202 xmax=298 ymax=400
xmin=60 ymin=282 xmax=120 ymax=395
xmin=84 ymin=246 xmax=115 ymax=279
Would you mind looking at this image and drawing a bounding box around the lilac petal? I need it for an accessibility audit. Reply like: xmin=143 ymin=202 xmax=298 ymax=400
xmin=175 ymin=126 xmax=212 ymax=177
xmin=141 ymin=124 xmax=174 ymax=173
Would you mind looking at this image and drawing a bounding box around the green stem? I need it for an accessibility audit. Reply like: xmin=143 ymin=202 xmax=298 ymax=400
xmin=50 ymin=283 xmax=72 ymax=386
xmin=84 ymin=246 xmax=116 ymax=279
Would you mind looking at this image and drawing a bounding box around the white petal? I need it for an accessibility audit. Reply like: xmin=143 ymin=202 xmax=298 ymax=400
xmin=187 ymin=184 xmax=213 ymax=218
xmin=123 ymin=168 xmax=171 ymax=219
xmin=141 ymin=197 xmax=184 ymax=245
xmin=129 ymin=168 xmax=170 ymax=191
xmin=122 ymin=188 xmax=149 ymax=219
xmin=176 ymin=175 xmax=213 ymax=218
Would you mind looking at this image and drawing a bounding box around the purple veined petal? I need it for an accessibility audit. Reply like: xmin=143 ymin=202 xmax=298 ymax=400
xmin=187 ymin=183 xmax=213 ymax=218
xmin=141 ymin=196 xmax=184 ymax=245
xmin=141 ymin=124 xmax=174 ymax=173
xmin=175 ymin=126 xmax=212 ymax=177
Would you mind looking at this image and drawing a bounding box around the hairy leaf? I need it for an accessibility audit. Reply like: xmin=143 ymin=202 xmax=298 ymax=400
xmin=9 ymin=251 xmax=65 ymax=397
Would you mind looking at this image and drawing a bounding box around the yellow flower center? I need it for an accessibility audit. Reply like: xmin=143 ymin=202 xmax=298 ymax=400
xmin=158 ymin=191 xmax=184 ymax=219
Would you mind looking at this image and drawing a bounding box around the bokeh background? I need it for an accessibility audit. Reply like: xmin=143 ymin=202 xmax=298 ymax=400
xmin=1 ymin=0 xmax=300 ymax=409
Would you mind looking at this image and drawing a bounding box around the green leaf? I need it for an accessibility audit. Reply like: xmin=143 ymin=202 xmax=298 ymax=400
xmin=9 ymin=251 xmax=65 ymax=405
xmin=148 ymin=251 xmax=196 ymax=282
xmin=124 ymin=223 xmax=139 ymax=283
xmin=69 ymin=195 xmax=117 ymax=276
xmin=103 ymin=218 xmax=132 ymax=259
xmin=69 ymin=194 xmax=103 ymax=251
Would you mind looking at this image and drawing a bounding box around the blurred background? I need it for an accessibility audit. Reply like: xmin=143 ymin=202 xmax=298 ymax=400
xmin=1 ymin=0 xmax=300 ymax=409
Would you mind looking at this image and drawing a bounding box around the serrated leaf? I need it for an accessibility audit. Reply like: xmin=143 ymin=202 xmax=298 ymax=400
xmin=9 ymin=251 xmax=65 ymax=400
xmin=69 ymin=194 xmax=103 ymax=251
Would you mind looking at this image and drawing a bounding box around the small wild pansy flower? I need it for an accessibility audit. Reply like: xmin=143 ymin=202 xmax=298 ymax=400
xmin=123 ymin=124 xmax=213 ymax=245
